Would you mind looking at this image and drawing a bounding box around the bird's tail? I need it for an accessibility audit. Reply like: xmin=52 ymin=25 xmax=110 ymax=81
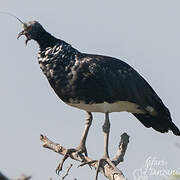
xmin=133 ymin=113 xmax=180 ymax=136
xmin=131 ymin=80 xmax=180 ymax=136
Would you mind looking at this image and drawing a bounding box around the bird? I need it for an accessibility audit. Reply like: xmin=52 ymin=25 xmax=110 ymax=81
xmin=17 ymin=20 xmax=180 ymax=177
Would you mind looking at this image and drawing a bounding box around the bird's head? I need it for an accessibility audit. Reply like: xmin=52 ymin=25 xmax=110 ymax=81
xmin=18 ymin=21 xmax=45 ymax=45
xmin=1 ymin=12 xmax=58 ymax=50
xmin=0 ymin=12 xmax=45 ymax=45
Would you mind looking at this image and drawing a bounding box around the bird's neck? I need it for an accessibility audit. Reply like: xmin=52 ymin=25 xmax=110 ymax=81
xmin=35 ymin=30 xmax=60 ymax=51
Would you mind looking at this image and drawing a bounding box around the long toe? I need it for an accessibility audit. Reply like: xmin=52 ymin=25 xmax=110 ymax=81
xmin=78 ymin=157 xmax=116 ymax=180
xmin=56 ymin=146 xmax=88 ymax=175
xmin=56 ymin=148 xmax=76 ymax=175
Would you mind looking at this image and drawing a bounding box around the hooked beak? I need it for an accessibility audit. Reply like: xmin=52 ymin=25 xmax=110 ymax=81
xmin=17 ymin=30 xmax=31 ymax=45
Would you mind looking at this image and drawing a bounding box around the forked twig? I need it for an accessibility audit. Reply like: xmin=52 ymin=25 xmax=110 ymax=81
xmin=40 ymin=133 xmax=129 ymax=180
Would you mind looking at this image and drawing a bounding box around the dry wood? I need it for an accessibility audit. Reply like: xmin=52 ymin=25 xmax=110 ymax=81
xmin=40 ymin=133 xmax=129 ymax=180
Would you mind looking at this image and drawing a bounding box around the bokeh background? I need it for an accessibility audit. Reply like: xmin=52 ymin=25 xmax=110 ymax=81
xmin=0 ymin=0 xmax=180 ymax=180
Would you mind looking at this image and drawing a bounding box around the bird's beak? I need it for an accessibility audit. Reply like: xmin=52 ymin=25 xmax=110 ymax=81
xmin=17 ymin=30 xmax=24 ymax=39
xmin=17 ymin=30 xmax=30 ymax=45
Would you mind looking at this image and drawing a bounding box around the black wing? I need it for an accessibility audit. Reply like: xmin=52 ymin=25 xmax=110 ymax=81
xmin=75 ymin=53 xmax=180 ymax=135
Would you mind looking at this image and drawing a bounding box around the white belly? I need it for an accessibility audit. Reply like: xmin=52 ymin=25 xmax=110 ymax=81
xmin=67 ymin=101 xmax=145 ymax=113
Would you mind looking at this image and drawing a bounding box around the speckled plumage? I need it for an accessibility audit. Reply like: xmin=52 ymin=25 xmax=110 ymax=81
xmin=20 ymin=21 xmax=180 ymax=136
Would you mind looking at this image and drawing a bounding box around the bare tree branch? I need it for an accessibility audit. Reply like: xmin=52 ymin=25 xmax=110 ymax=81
xmin=112 ymin=133 xmax=130 ymax=166
xmin=40 ymin=133 xmax=129 ymax=180
xmin=62 ymin=164 xmax=73 ymax=180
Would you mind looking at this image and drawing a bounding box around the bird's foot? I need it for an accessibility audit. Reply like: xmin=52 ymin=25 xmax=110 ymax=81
xmin=79 ymin=156 xmax=116 ymax=180
xmin=76 ymin=144 xmax=88 ymax=157
xmin=56 ymin=145 xmax=88 ymax=175
xmin=95 ymin=157 xmax=116 ymax=180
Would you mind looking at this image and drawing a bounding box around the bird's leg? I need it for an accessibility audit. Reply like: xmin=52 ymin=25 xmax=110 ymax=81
xmin=56 ymin=112 xmax=92 ymax=175
xmin=103 ymin=112 xmax=110 ymax=158
xmin=76 ymin=111 xmax=92 ymax=156
xmin=78 ymin=112 xmax=117 ymax=180
xmin=94 ymin=112 xmax=116 ymax=180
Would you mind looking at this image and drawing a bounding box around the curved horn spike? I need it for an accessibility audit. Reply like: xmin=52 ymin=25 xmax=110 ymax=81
xmin=0 ymin=12 xmax=27 ymax=27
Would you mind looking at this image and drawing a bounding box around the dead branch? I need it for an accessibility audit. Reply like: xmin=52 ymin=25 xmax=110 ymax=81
xmin=40 ymin=133 xmax=129 ymax=180
xmin=62 ymin=164 xmax=73 ymax=180
xmin=112 ymin=133 xmax=130 ymax=166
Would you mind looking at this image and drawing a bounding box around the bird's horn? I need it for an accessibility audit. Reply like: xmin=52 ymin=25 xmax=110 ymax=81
xmin=0 ymin=12 xmax=27 ymax=28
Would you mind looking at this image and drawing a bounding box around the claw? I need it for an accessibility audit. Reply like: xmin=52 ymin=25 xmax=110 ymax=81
xmin=56 ymin=151 xmax=69 ymax=175
xmin=78 ymin=157 xmax=116 ymax=180
xmin=78 ymin=160 xmax=97 ymax=168
xmin=56 ymin=149 xmax=76 ymax=175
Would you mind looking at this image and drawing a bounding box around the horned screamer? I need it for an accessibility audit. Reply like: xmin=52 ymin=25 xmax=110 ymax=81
xmin=6 ymin=14 xmax=179 ymax=179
